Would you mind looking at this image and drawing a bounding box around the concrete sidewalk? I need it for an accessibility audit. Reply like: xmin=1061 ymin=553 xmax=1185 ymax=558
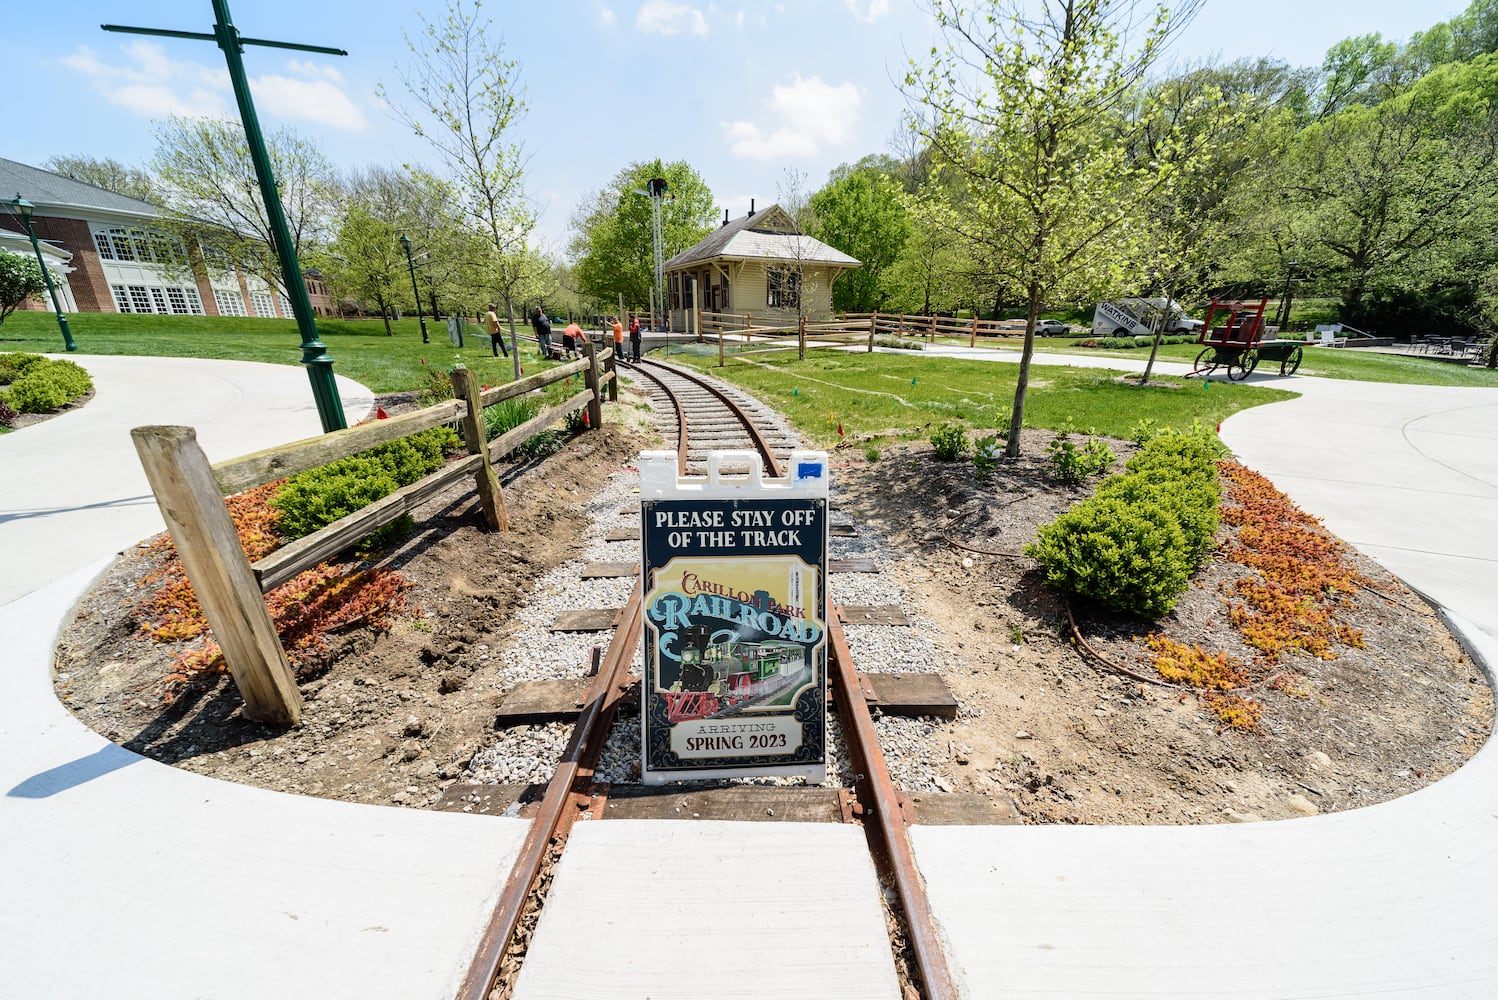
xmin=0 ymin=354 xmax=375 ymax=608
xmin=0 ymin=355 xmax=526 ymax=1000
xmin=895 ymin=344 xmax=1498 ymax=997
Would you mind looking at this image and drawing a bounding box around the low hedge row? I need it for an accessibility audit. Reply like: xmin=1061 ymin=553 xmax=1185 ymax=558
xmin=270 ymin=426 xmax=458 ymax=543
xmin=3 ymin=355 xmax=94 ymax=413
xmin=1077 ymin=335 xmax=1197 ymax=349
xmin=1025 ymin=430 xmax=1222 ymax=618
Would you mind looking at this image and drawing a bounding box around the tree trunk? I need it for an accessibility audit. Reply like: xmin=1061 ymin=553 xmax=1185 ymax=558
xmin=1139 ymin=275 xmax=1176 ymax=386
xmin=1005 ymin=284 xmax=1042 ymax=459
xmin=377 ymin=293 xmax=392 ymax=336
xmin=502 ymin=292 xmax=521 ymax=380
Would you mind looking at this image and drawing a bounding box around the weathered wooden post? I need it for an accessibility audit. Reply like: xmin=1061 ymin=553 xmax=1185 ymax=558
xmin=604 ymin=338 xmax=619 ymax=402
xmin=582 ymin=334 xmax=605 ymax=430
xmin=969 ymin=314 xmax=979 ymax=348
xmin=693 ymin=297 xmax=703 ymax=344
xmin=131 ymin=426 xmax=302 ymax=726
xmin=798 ymin=314 xmax=807 ymax=360
xmin=929 ymin=314 xmax=937 ymax=343
xmin=869 ymin=310 xmax=878 ymax=353
xmin=450 ymin=366 xmax=507 ymax=531
xmin=718 ymin=325 xmax=725 ymax=368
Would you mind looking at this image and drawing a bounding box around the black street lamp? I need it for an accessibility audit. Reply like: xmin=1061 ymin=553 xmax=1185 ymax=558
xmin=398 ymin=233 xmax=429 ymax=345
xmin=8 ymin=195 xmax=77 ymax=352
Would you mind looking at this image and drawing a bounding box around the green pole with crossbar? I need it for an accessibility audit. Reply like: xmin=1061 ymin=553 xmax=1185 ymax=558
xmin=103 ymin=2 xmax=349 ymax=431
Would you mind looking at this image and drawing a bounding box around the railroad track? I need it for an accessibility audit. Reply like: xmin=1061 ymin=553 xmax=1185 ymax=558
xmin=626 ymin=357 xmax=799 ymax=476
xmin=460 ymin=359 xmax=956 ymax=1000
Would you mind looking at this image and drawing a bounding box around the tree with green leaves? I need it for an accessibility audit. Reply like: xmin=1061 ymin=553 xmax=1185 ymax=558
xmin=809 ymin=168 xmax=910 ymax=312
xmin=151 ymin=115 xmax=336 ymax=295
xmin=1279 ymin=54 xmax=1498 ymax=320
xmin=906 ymin=0 xmax=1202 ymax=457
xmin=0 ymin=254 xmax=46 ymax=326
xmin=317 ymin=167 xmax=425 ymax=335
xmin=386 ymin=0 xmax=534 ymax=377
xmin=569 ymin=159 xmax=716 ymax=312
xmin=43 ymin=155 xmax=159 ymax=204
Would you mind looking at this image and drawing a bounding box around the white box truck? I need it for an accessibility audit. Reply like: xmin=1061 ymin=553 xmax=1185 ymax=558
xmin=1092 ymin=297 xmax=1204 ymax=338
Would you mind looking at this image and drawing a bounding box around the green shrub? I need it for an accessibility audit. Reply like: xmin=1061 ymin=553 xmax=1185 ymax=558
xmin=0 ymin=352 xmax=46 ymax=385
xmin=1027 ymin=496 xmax=1194 ymax=618
xmin=7 ymin=358 xmax=94 ymax=413
xmin=864 ymin=446 xmax=881 ymax=463
xmin=271 ymin=426 xmax=456 ymax=545
xmin=930 ymin=423 xmax=968 ymax=461
xmin=972 ymin=435 xmax=1003 ymax=476
xmin=1046 ymin=435 xmax=1114 ymax=483
xmin=874 ymin=336 xmax=926 ymax=350
xmin=1027 ymin=429 xmax=1224 ymax=618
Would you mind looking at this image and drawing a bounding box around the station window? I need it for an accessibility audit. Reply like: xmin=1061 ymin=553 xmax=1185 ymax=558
xmin=767 ymin=268 xmax=800 ymax=309
xmin=213 ymin=288 xmax=247 ymax=317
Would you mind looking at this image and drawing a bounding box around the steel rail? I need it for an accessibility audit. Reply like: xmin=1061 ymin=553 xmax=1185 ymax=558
xmin=829 ymin=607 xmax=959 ymax=1000
xmin=457 ymin=581 xmax=644 ymax=1000
xmin=631 ymin=359 xmax=784 ymax=478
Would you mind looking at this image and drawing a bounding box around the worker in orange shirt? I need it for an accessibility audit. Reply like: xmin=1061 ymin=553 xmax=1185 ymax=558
xmin=611 ymin=316 xmax=625 ymax=358
xmin=562 ymin=319 xmax=584 ymax=357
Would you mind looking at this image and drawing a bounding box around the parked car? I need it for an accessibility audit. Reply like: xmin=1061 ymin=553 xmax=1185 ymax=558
xmin=1034 ymin=319 xmax=1070 ymax=337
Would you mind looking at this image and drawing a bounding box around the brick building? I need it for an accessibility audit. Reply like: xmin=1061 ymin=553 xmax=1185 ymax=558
xmin=0 ymin=157 xmax=334 ymax=318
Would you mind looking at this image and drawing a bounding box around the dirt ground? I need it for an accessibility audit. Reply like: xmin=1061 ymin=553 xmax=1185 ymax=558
xmin=53 ymin=405 xmax=1494 ymax=825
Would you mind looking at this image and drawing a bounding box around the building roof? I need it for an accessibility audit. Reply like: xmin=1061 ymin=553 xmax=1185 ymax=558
xmin=0 ymin=158 xmax=161 ymax=220
xmin=664 ymin=204 xmax=860 ymax=271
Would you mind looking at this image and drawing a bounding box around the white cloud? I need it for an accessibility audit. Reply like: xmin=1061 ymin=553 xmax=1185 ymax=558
xmin=598 ymin=5 xmax=619 ymax=27
xmin=63 ymin=43 xmax=231 ymax=119
xmin=844 ymin=0 xmax=890 ymax=22
xmin=735 ymin=8 xmax=745 ymax=29
xmin=636 ymin=0 xmax=710 ymax=36
xmin=722 ymin=74 xmax=862 ymax=161
xmin=60 ymin=42 xmax=367 ymax=132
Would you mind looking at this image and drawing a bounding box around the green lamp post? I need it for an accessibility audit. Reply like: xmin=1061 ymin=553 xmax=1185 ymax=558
xmin=8 ymin=196 xmax=77 ymax=352
xmin=398 ymin=233 xmax=430 ymax=345
xmin=102 ymin=0 xmax=348 ymax=431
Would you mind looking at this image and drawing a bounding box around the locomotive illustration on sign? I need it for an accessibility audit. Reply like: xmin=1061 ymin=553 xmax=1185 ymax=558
xmin=664 ymin=614 xmax=811 ymax=724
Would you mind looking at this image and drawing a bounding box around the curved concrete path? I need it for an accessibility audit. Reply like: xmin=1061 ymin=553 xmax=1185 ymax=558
xmin=897 ymin=344 xmax=1498 ymax=997
xmin=4 ymin=348 xmax=1497 ymax=998
xmin=0 ymin=356 xmax=529 ymax=1000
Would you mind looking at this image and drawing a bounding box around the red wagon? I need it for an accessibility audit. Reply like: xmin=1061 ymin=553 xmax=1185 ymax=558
xmin=1190 ymin=297 xmax=1304 ymax=380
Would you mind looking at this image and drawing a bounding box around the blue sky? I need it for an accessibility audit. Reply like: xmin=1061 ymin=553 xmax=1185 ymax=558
xmin=4 ymin=0 xmax=1465 ymax=253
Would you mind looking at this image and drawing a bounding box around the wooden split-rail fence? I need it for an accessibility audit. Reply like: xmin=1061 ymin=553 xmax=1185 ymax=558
xmin=694 ymin=308 xmax=1026 ymax=364
xmin=130 ymin=339 xmax=619 ymax=727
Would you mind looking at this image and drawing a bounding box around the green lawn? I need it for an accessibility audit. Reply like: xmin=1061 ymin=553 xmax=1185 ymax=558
xmin=0 ymin=311 xmax=557 ymax=393
xmin=665 ymin=345 xmax=1293 ymax=447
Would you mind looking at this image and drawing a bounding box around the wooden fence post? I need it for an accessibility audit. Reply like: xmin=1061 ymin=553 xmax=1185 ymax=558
xmin=930 ymin=314 xmax=936 ymax=343
xmin=582 ymin=335 xmax=605 ymax=430
xmin=718 ymin=326 xmax=725 ymax=368
xmin=970 ymin=314 xmax=978 ymax=348
xmin=605 ymin=340 xmax=619 ymax=401
xmin=798 ymin=314 xmax=807 ymax=360
xmin=131 ymin=426 xmax=302 ymax=727
xmin=693 ymin=298 xmax=703 ymax=343
xmin=450 ymin=366 xmax=507 ymax=532
xmin=869 ymin=310 xmax=878 ymax=353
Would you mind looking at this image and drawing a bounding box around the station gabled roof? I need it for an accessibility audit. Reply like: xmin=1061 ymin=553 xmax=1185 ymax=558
xmin=0 ymin=158 xmax=161 ymax=221
xmin=664 ymin=204 xmax=860 ymax=272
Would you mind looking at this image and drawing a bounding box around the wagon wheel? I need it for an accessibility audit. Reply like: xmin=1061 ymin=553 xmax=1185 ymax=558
xmin=1227 ymin=350 xmax=1255 ymax=381
xmin=1192 ymin=347 xmax=1216 ymax=376
xmin=1280 ymin=346 xmax=1303 ymax=376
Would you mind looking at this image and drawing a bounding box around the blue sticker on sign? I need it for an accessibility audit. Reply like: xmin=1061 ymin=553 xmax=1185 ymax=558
xmin=796 ymin=462 xmax=823 ymax=479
